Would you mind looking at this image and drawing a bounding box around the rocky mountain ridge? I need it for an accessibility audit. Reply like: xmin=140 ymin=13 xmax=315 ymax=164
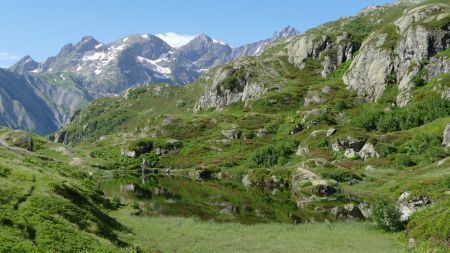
xmin=0 ymin=27 xmax=299 ymax=134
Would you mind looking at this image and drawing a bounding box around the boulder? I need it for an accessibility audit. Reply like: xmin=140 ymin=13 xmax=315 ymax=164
xmin=12 ymin=134 xmax=33 ymax=151
xmin=221 ymin=129 xmax=241 ymax=140
xmin=442 ymin=123 xmax=450 ymax=147
xmin=54 ymin=130 xmax=68 ymax=144
xmin=296 ymin=145 xmax=309 ymax=157
xmin=397 ymin=192 xmax=431 ymax=221
xmin=344 ymin=149 xmax=358 ymax=159
xmin=256 ymin=128 xmax=268 ymax=138
xmin=304 ymin=91 xmax=324 ymax=107
xmin=155 ymin=139 xmax=182 ymax=156
xmin=364 ymin=165 xmax=376 ymax=172
xmin=358 ymin=143 xmax=379 ymax=160
xmin=310 ymin=130 xmax=327 ymax=137
xmin=121 ymin=148 xmax=137 ymax=158
xmin=242 ymin=174 xmax=252 ymax=187
xmin=332 ymin=136 xmax=366 ymax=153
xmin=343 ymin=203 xmax=365 ymax=220
xmin=358 ymin=202 xmax=372 ymax=219
xmin=326 ymin=128 xmax=336 ymax=137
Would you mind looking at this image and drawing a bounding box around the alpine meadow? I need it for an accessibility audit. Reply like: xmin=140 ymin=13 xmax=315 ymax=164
xmin=0 ymin=0 xmax=449 ymax=252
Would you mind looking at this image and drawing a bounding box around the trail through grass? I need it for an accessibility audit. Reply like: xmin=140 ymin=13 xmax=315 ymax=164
xmin=113 ymin=208 xmax=404 ymax=253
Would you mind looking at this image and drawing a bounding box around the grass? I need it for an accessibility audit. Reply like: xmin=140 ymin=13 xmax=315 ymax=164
xmin=113 ymin=208 xmax=403 ymax=253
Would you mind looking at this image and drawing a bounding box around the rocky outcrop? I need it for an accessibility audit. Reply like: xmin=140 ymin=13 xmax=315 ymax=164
xmin=287 ymin=32 xmax=359 ymax=78
xmin=326 ymin=128 xmax=336 ymax=137
xmin=11 ymin=134 xmax=34 ymax=151
xmin=287 ymin=34 xmax=329 ymax=68
xmin=344 ymin=3 xmax=449 ymax=104
xmin=394 ymin=22 xmax=450 ymax=106
xmin=394 ymin=3 xmax=449 ymax=34
xmin=331 ymin=136 xmax=366 ymax=153
xmin=194 ymin=64 xmax=266 ymax=112
xmin=295 ymin=144 xmax=309 ymax=157
xmin=321 ymin=32 xmax=359 ymax=78
xmin=155 ymin=139 xmax=182 ymax=155
xmin=358 ymin=143 xmax=379 ymax=160
xmin=397 ymin=192 xmax=431 ymax=221
xmin=221 ymin=129 xmax=241 ymax=140
xmin=427 ymin=55 xmax=450 ymax=83
xmin=343 ymin=33 xmax=393 ymax=101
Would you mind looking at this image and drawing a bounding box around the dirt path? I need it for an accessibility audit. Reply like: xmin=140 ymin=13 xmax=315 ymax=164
xmin=52 ymin=146 xmax=84 ymax=166
xmin=296 ymin=163 xmax=327 ymax=186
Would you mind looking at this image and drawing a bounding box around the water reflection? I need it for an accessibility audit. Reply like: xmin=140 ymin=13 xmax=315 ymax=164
xmin=105 ymin=172 xmax=368 ymax=224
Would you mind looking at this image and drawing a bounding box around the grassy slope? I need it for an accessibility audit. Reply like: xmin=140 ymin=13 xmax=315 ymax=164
xmin=0 ymin=128 xmax=152 ymax=252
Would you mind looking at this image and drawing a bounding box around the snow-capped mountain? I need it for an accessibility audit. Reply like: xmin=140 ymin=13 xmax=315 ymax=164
xmin=11 ymin=26 xmax=299 ymax=98
xmin=5 ymin=26 xmax=299 ymax=134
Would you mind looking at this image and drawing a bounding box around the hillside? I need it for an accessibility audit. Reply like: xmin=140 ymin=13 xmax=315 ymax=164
xmin=1 ymin=0 xmax=450 ymax=252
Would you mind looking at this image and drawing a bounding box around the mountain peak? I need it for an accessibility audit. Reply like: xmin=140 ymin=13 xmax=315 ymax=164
xmin=272 ymin=26 xmax=299 ymax=40
xmin=192 ymin=33 xmax=213 ymax=43
xmin=75 ymin=36 xmax=101 ymax=52
xmin=10 ymin=55 xmax=40 ymax=74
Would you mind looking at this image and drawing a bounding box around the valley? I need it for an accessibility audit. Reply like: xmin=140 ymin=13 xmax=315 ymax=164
xmin=0 ymin=0 xmax=449 ymax=252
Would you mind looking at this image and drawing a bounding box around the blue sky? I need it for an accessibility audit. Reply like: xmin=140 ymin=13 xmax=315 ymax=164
xmin=0 ymin=0 xmax=396 ymax=67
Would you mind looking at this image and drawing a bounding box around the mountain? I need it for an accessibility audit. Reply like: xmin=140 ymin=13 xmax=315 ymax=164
xmin=13 ymin=27 xmax=299 ymax=97
xmin=1 ymin=1 xmax=450 ymax=252
xmin=52 ymin=0 xmax=449 ymax=251
xmin=231 ymin=25 xmax=299 ymax=58
xmin=0 ymin=27 xmax=299 ymax=135
xmin=0 ymin=68 xmax=58 ymax=134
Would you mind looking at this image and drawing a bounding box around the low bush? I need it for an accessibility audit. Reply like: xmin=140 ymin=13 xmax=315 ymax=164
xmin=354 ymin=99 xmax=450 ymax=132
xmin=250 ymin=140 xmax=299 ymax=167
xmin=372 ymin=201 xmax=404 ymax=232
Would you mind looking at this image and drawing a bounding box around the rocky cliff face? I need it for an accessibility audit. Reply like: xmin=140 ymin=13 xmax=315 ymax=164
xmin=342 ymin=2 xmax=450 ymax=104
xmin=287 ymin=31 xmax=359 ymax=78
xmin=194 ymin=60 xmax=267 ymax=112
xmin=343 ymin=33 xmax=394 ymax=101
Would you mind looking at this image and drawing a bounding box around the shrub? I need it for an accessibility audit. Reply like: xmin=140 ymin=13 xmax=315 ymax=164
xmin=250 ymin=140 xmax=299 ymax=167
xmin=372 ymin=201 xmax=405 ymax=232
xmin=354 ymin=99 xmax=450 ymax=132
xmin=402 ymin=133 xmax=448 ymax=164
xmin=396 ymin=154 xmax=416 ymax=167
xmin=140 ymin=153 xmax=159 ymax=168
xmin=354 ymin=109 xmax=383 ymax=131
xmin=223 ymin=69 xmax=245 ymax=91
xmin=0 ymin=165 xmax=11 ymax=177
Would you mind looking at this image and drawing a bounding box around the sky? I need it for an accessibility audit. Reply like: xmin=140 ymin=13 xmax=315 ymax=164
xmin=0 ymin=0 xmax=396 ymax=67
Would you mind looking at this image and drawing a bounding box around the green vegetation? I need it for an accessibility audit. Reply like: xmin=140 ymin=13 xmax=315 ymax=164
xmin=2 ymin=1 xmax=450 ymax=252
xmin=250 ymin=140 xmax=299 ymax=167
xmin=372 ymin=201 xmax=405 ymax=232
xmin=112 ymin=209 xmax=402 ymax=253
xmin=353 ymin=99 xmax=450 ymax=132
